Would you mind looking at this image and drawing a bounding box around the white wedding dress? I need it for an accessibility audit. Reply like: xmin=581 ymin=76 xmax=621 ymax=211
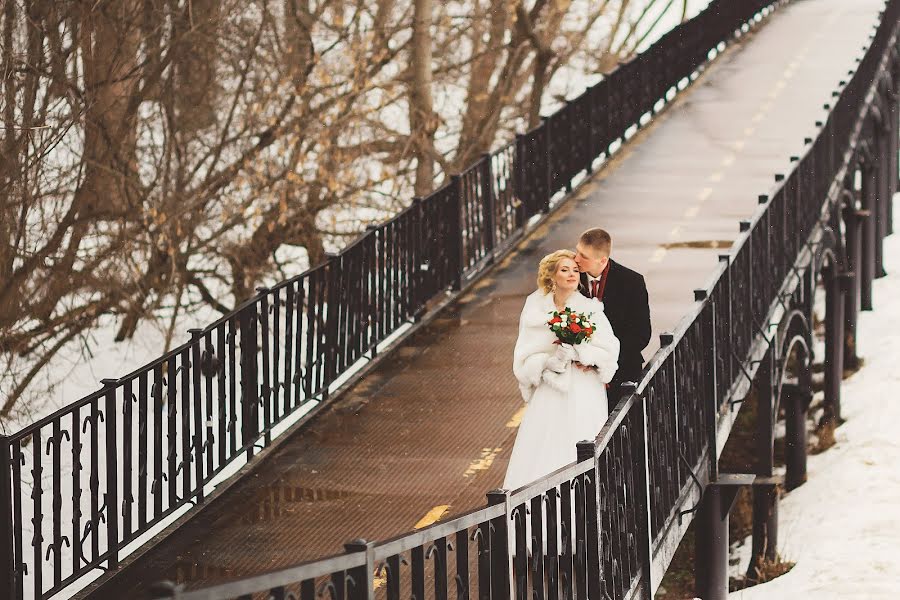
xmin=503 ymin=289 xmax=620 ymax=493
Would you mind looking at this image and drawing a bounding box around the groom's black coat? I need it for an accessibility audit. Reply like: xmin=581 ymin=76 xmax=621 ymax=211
xmin=579 ymin=259 xmax=651 ymax=400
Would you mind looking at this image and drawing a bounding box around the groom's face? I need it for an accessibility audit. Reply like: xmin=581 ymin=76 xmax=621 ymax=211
xmin=574 ymin=243 xmax=608 ymax=277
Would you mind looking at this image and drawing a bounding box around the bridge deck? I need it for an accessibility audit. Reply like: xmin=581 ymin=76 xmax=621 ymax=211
xmin=82 ymin=0 xmax=884 ymax=596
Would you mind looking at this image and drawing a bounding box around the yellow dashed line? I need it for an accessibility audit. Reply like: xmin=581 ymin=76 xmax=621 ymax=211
xmin=721 ymin=155 xmax=736 ymax=167
xmin=669 ymin=225 xmax=683 ymax=238
xmin=744 ymin=127 xmax=755 ymax=137
xmin=506 ymin=406 xmax=526 ymax=428
xmin=699 ymin=186 xmax=714 ymax=200
xmin=732 ymin=140 xmax=745 ymax=152
xmin=414 ymin=505 xmax=450 ymax=529
xmin=752 ymin=113 xmax=765 ymax=123
xmin=684 ymin=205 xmax=700 ymax=218
xmin=650 ymin=248 xmax=667 ymax=263
xmin=463 ymin=448 xmax=502 ymax=478
xmin=707 ymin=172 xmax=723 ymax=183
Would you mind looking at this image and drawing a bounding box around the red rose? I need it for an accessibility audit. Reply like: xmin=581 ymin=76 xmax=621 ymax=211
xmin=550 ymin=316 xmax=562 ymax=324
xmin=585 ymin=327 xmax=593 ymax=335
xmin=570 ymin=323 xmax=582 ymax=333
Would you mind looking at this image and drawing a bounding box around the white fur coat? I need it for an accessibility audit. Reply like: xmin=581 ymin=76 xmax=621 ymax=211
xmin=512 ymin=289 xmax=620 ymax=403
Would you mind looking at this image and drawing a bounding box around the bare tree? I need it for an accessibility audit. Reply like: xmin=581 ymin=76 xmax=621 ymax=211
xmin=1 ymin=0 xmax=681 ymax=424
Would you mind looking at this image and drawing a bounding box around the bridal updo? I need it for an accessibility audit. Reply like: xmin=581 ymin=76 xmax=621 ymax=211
xmin=537 ymin=249 xmax=576 ymax=293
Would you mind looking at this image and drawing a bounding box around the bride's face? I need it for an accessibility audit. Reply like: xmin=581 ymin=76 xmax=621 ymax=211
xmin=554 ymin=258 xmax=580 ymax=292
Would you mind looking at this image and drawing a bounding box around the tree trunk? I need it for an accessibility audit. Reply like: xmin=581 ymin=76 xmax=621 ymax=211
xmin=173 ymin=0 xmax=220 ymax=133
xmin=410 ymin=0 xmax=437 ymax=196
xmin=73 ymin=0 xmax=141 ymax=218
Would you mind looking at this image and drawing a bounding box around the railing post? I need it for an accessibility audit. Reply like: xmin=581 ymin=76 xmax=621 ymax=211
xmin=450 ymin=174 xmax=466 ymax=291
xmin=486 ymin=489 xmax=511 ymax=600
xmin=102 ymin=378 xmax=120 ymax=569
xmin=189 ymin=329 xmax=206 ymax=501
xmin=344 ymin=539 xmax=375 ymax=600
xmin=239 ymin=303 xmax=260 ymax=458
xmin=0 ymin=436 xmax=14 ymax=599
xmin=624 ymin=381 xmax=654 ymax=597
xmin=256 ymin=287 xmax=272 ymax=446
xmin=324 ymin=253 xmax=341 ymax=399
xmin=481 ymin=154 xmax=497 ymax=263
xmin=576 ymin=439 xmax=603 ymax=600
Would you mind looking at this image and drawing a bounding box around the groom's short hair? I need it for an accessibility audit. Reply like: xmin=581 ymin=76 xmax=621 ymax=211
xmin=579 ymin=228 xmax=611 ymax=256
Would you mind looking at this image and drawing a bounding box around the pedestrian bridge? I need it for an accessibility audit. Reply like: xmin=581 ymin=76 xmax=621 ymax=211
xmin=2 ymin=0 xmax=898 ymax=599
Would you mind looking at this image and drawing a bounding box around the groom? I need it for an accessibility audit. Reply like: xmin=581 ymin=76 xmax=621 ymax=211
xmin=574 ymin=228 xmax=651 ymax=403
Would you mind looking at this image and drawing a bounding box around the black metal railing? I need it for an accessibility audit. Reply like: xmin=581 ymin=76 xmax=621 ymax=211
xmin=4 ymin=0 xmax=896 ymax=598
xmin=137 ymin=2 xmax=900 ymax=599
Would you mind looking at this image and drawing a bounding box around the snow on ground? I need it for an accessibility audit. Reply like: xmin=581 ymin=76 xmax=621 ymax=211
xmin=729 ymin=205 xmax=900 ymax=599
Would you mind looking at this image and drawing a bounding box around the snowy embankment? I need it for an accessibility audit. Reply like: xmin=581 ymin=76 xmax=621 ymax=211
xmin=729 ymin=207 xmax=900 ymax=599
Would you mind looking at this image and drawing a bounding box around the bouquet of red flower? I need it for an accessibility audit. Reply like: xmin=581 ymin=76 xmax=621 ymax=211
xmin=547 ymin=308 xmax=595 ymax=345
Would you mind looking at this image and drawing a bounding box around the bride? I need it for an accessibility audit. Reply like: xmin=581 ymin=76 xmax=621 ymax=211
xmin=503 ymin=249 xmax=620 ymax=492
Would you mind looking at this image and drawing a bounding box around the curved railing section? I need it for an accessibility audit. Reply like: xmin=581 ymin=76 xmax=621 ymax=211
xmin=0 ymin=0 xmax=861 ymax=598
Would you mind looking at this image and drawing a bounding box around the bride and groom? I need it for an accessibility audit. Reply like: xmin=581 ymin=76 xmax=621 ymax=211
xmin=504 ymin=228 xmax=651 ymax=492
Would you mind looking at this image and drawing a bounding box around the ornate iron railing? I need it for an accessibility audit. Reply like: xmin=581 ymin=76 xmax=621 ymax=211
xmin=3 ymin=0 xmax=896 ymax=598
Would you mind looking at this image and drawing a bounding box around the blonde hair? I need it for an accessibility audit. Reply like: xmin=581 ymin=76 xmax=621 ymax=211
xmin=537 ymin=250 xmax=576 ymax=293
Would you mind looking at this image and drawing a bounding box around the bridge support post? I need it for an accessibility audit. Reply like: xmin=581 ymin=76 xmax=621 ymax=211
xmin=876 ymin=128 xmax=889 ymax=278
xmin=861 ymin=161 xmax=877 ymax=310
xmin=823 ymin=266 xmax=850 ymax=424
xmin=889 ymin=88 xmax=898 ymax=235
xmin=783 ymin=381 xmax=811 ymax=491
xmin=695 ymin=485 xmax=729 ymax=600
xmin=842 ymin=202 xmax=867 ymax=370
xmin=749 ymin=352 xmax=778 ymax=578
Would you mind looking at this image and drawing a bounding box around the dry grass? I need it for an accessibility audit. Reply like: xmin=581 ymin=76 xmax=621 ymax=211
xmin=810 ymin=418 xmax=837 ymax=454
xmin=730 ymin=554 xmax=796 ymax=590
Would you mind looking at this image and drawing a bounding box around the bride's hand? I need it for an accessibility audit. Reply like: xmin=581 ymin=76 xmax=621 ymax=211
xmin=546 ymin=343 xmax=576 ymax=373
xmin=573 ymin=361 xmax=598 ymax=372
xmin=554 ymin=343 xmax=577 ymax=363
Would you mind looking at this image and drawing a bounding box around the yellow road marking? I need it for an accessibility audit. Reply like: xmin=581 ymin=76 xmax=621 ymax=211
xmin=463 ymin=448 xmax=502 ymax=478
xmin=414 ymin=505 xmax=451 ymax=529
xmin=684 ymin=205 xmax=700 ymax=218
xmin=699 ymin=186 xmax=714 ymax=200
xmin=732 ymin=140 xmax=745 ymax=152
xmin=669 ymin=225 xmax=682 ymax=238
xmin=649 ymin=248 xmax=667 ymax=263
xmin=506 ymin=406 xmax=526 ymax=428
xmin=752 ymin=113 xmax=764 ymax=123
xmin=744 ymin=127 xmax=755 ymax=136
xmin=721 ymin=155 xmax=736 ymax=167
